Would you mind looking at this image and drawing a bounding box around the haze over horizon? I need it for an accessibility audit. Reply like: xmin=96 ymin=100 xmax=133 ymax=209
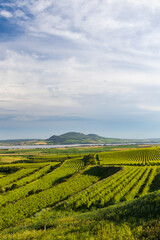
xmin=1 ymin=1 xmax=160 ymax=139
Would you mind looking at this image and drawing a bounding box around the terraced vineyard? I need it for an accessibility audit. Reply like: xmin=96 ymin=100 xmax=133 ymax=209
xmin=0 ymin=146 xmax=160 ymax=239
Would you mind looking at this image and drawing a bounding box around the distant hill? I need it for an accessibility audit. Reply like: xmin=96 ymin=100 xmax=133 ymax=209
xmin=47 ymin=132 xmax=127 ymax=145
xmin=0 ymin=139 xmax=40 ymax=146
xmin=47 ymin=132 xmax=102 ymax=144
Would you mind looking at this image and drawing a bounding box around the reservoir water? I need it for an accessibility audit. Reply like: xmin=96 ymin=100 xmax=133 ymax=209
xmin=0 ymin=143 xmax=139 ymax=149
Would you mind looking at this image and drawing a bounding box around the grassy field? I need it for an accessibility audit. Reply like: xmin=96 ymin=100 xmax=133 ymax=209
xmin=0 ymin=144 xmax=159 ymax=239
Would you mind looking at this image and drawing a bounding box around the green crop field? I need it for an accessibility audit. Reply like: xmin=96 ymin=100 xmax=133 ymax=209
xmin=0 ymin=145 xmax=160 ymax=239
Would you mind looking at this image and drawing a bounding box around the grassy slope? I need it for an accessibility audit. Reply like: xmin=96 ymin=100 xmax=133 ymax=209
xmin=0 ymin=190 xmax=160 ymax=239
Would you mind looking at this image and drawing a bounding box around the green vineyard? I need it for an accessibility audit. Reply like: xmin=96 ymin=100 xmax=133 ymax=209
xmin=60 ymin=166 xmax=157 ymax=210
xmin=0 ymin=146 xmax=160 ymax=239
xmin=99 ymin=147 xmax=160 ymax=165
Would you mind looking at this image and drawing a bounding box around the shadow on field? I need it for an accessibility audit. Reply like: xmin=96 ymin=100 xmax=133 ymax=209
xmin=149 ymin=169 xmax=160 ymax=192
xmin=82 ymin=166 xmax=121 ymax=179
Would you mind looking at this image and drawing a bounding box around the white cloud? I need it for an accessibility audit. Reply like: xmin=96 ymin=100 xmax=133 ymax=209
xmin=1 ymin=1 xmax=160 ymax=122
xmin=1 ymin=49 xmax=160 ymax=121
xmin=0 ymin=0 xmax=153 ymax=59
xmin=13 ymin=2 xmax=148 ymax=31
xmin=0 ymin=10 xmax=12 ymax=18
xmin=8 ymin=0 xmax=159 ymax=61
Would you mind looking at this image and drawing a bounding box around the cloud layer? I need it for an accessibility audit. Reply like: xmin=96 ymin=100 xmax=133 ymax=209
xmin=1 ymin=0 xmax=160 ymax=138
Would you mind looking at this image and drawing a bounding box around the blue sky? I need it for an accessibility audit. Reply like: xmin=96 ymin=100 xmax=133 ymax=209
xmin=1 ymin=0 xmax=160 ymax=139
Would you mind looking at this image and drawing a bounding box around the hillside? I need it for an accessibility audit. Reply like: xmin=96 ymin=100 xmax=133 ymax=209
xmin=1 ymin=190 xmax=160 ymax=239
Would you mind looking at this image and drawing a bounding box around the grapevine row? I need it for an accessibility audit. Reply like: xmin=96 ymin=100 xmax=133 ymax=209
xmin=5 ymin=162 xmax=59 ymax=189
xmin=0 ymin=166 xmax=107 ymax=229
xmin=0 ymin=158 xmax=85 ymax=207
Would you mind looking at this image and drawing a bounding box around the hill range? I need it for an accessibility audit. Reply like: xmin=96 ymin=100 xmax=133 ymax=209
xmin=0 ymin=132 xmax=160 ymax=146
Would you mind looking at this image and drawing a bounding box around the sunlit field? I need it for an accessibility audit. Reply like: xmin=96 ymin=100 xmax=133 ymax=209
xmin=0 ymin=145 xmax=160 ymax=239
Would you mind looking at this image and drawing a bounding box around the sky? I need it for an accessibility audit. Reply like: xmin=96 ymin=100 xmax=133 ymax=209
xmin=1 ymin=0 xmax=160 ymax=139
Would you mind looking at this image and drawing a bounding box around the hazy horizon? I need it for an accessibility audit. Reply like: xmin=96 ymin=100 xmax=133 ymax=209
xmin=1 ymin=1 xmax=160 ymax=139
